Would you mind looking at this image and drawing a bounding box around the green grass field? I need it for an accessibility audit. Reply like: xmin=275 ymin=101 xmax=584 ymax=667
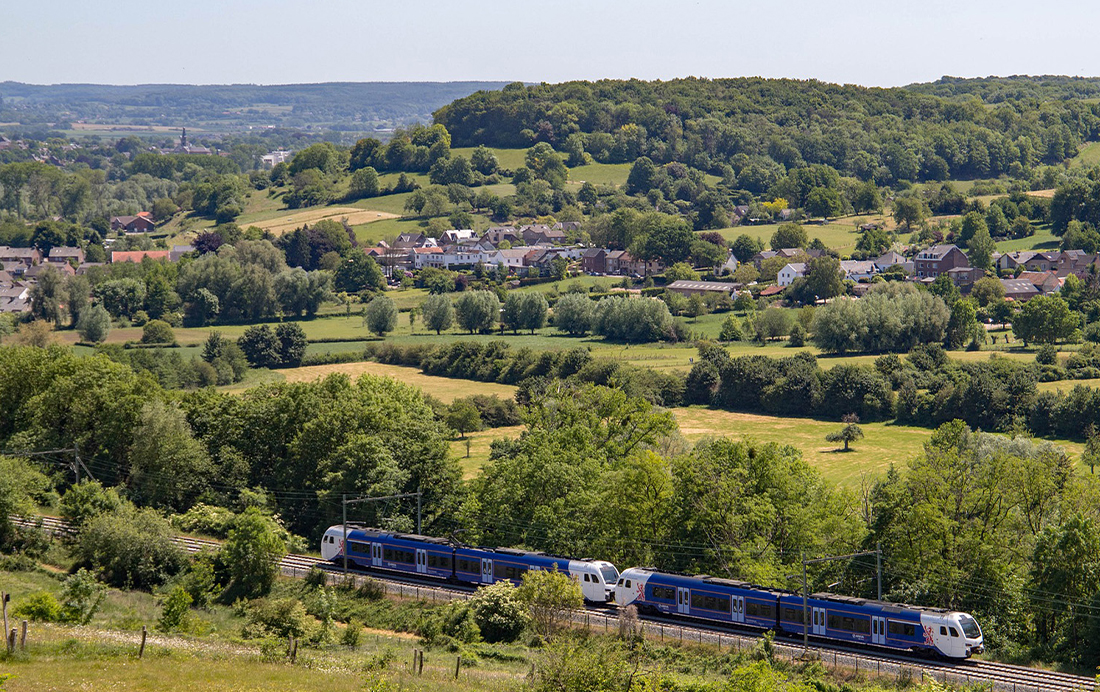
xmin=1070 ymin=141 xmax=1100 ymax=168
xmin=705 ymin=215 xmax=887 ymax=254
xmin=995 ymin=224 xmax=1060 ymax=252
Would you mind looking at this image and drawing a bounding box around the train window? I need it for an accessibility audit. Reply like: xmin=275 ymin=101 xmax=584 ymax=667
xmin=940 ymin=626 xmax=947 ymax=636
xmin=781 ymin=607 xmax=805 ymax=624
xmin=348 ymin=541 xmax=370 ymax=554
xmin=494 ymin=563 xmax=527 ymax=580
xmin=888 ymin=621 xmax=916 ymax=637
xmin=456 ymin=558 xmax=478 ymax=574
xmin=625 ymin=580 xmax=631 ymax=588
xmin=949 ymin=627 xmax=959 ymax=638
xmin=746 ymin=602 xmax=775 ymax=619
xmin=872 ymin=620 xmax=878 ymax=635
xmin=651 ymin=585 xmax=675 ymax=601
xmin=427 ymin=554 xmax=452 ymax=570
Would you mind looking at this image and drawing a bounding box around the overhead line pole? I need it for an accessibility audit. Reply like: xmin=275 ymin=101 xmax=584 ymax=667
xmin=340 ymin=490 xmax=423 ymax=576
xmin=798 ymin=546 xmax=883 ymax=652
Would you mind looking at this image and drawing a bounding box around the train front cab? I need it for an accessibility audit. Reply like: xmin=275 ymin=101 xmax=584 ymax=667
xmin=921 ymin=611 xmax=984 ymax=659
xmin=453 ymin=547 xmax=617 ymax=603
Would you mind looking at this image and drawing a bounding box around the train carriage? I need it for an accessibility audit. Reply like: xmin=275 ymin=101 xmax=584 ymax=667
xmin=613 ymin=568 xmax=786 ymax=629
xmin=322 ymin=525 xmax=618 ymax=603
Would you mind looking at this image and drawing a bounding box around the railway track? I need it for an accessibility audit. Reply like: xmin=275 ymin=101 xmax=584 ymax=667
xmin=15 ymin=515 xmax=1097 ymax=691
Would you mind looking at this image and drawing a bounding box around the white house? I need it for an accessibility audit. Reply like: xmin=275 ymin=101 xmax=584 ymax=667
xmin=777 ymin=262 xmax=807 ymax=286
xmin=440 ymin=229 xmax=479 ymax=244
xmin=260 ymin=150 xmax=293 ymax=168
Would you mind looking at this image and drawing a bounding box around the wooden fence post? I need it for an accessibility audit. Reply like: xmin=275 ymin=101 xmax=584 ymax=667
xmin=20 ymin=620 xmax=27 ymax=650
xmin=138 ymin=625 xmax=147 ymax=659
xmin=454 ymin=655 xmax=461 ymax=679
xmin=418 ymin=650 xmax=424 ymax=675
xmin=2 ymin=590 xmax=8 ymax=642
xmin=8 ymin=628 xmax=16 ymax=654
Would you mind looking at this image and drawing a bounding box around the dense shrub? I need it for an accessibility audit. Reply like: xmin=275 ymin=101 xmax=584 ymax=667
xmin=74 ymin=504 xmax=186 ymax=589
xmin=592 ymin=296 xmax=673 ymax=343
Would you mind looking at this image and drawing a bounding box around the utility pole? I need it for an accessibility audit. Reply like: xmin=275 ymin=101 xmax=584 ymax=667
xmin=340 ymin=490 xmax=423 ymax=576
xmin=801 ymin=552 xmax=808 ymax=651
xmin=798 ymin=545 xmax=884 ymax=651
xmin=1 ymin=447 xmax=90 ymax=484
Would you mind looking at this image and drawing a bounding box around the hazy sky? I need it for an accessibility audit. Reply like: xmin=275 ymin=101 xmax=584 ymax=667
xmin=4 ymin=0 xmax=1098 ymax=87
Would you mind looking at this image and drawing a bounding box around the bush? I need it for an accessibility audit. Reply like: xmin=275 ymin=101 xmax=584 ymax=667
xmin=75 ymin=506 xmax=186 ymax=589
xmin=60 ymin=568 xmax=106 ymax=625
xmin=470 ymin=581 xmax=529 ymax=643
xmin=242 ymin=598 xmax=312 ymax=640
xmin=13 ymin=592 xmax=64 ymax=622
xmin=223 ymin=508 xmax=288 ymax=599
xmin=1035 ymin=344 xmax=1058 ymax=365
xmin=157 ymin=585 xmax=193 ymax=632
xmin=141 ymin=319 xmax=175 ymax=344
xmin=342 ymin=618 xmax=362 ymax=647
xmin=171 ymin=503 xmax=236 ymax=538
xmin=59 ymin=481 xmax=123 ymax=531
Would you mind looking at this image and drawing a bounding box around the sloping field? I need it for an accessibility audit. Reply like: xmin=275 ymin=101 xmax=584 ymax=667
xmin=249 ymin=206 xmax=398 ymax=235
xmin=280 ymin=361 xmax=517 ymax=402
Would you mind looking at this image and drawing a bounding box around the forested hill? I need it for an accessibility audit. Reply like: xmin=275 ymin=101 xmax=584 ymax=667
xmin=0 ymin=81 xmax=510 ymax=132
xmin=906 ymin=74 xmax=1100 ymax=102
xmin=433 ymin=77 xmax=1100 ymax=184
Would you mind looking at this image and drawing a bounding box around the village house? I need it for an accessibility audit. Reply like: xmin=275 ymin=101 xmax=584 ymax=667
xmin=913 ymin=244 xmax=968 ymax=278
xmin=439 ymin=229 xmax=478 ymax=244
xmin=0 ymin=246 xmax=42 ymax=272
xmin=110 ymin=213 xmax=155 ymax=234
xmin=777 ymin=262 xmax=806 ymax=286
xmin=47 ymin=246 xmax=85 ymax=265
xmin=947 ymin=266 xmax=983 ymax=291
xmin=582 ymin=248 xmax=607 ymax=274
xmin=1001 ymin=278 xmax=1041 ymax=302
xmin=1016 ymin=271 xmax=1062 ymax=295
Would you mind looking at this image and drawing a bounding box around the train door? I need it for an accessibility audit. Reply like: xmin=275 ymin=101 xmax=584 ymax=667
xmin=415 ymin=549 xmax=427 ymax=574
xmin=812 ymin=608 xmax=826 ymax=636
xmin=371 ymin=543 xmax=382 ymax=568
xmin=872 ymin=616 xmax=886 ymax=645
xmin=677 ymin=587 xmax=690 ymax=615
xmin=481 ymin=558 xmax=493 ymax=584
xmin=732 ymin=596 xmax=744 ymax=623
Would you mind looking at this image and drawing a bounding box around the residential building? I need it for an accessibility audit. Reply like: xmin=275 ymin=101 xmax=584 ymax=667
xmin=913 ymin=244 xmax=968 ymax=278
xmin=482 ymin=227 xmax=521 ymax=246
xmin=0 ymin=246 xmax=42 ymax=272
xmin=777 ymin=262 xmax=807 ymax=286
xmin=839 ymin=260 xmax=877 ymax=282
xmin=582 ymin=248 xmax=607 ymax=274
xmin=1001 ymin=278 xmax=1040 ymax=302
xmin=440 ymin=229 xmax=478 ymax=244
xmin=1017 ymin=271 xmax=1062 ymax=295
xmin=947 ymin=266 xmax=983 ymax=291
xmin=47 ymin=246 xmax=85 ymax=264
xmin=260 ymin=150 xmax=293 ymax=168
xmin=110 ymin=214 xmax=155 ymax=233
xmin=716 ymin=253 xmax=739 ymax=277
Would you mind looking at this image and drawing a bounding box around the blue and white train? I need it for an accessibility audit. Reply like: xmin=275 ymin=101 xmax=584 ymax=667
xmin=613 ymin=567 xmax=984 ymax=659
xmin=319 ymin=525 xmax=619 ymax=603
xmin=319 ymin=527 xmax=983 ymax=659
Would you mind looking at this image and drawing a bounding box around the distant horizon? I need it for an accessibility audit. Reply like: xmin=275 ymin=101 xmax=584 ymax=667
xmin=5 ymin=1 xmax=1098 ymax=88
xmin=5 ymin=73 xmax=1100 ymax=90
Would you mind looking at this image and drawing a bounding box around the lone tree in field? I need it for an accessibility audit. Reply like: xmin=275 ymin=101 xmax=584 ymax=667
xmin=363 ymin=294 xmax=397 ymax=336
xmin=826 ymin=413 xmax=864 ymax=452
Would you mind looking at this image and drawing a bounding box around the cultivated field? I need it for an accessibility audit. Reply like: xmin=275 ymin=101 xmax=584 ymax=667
xmin=280 ymin=360 xmax=518 ymax=402
xmin=245 ymin=206 xmax=398 ymax=236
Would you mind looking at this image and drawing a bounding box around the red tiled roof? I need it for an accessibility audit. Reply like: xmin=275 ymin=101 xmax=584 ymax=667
xmin=759 ymin=284 xmax=784 ymax=296
xmin=111 ymin=250 xmax=170 ymax=263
